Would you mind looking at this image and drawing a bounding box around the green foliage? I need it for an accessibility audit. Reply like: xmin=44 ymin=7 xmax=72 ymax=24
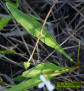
xmin=6 ymin=62 xmax=73 ymax=91
xmin=22 ymin=62 xmax=72 ymax=79
xmin=5 ymin=2 xmax=77 ymax=91
xmin=6 ymin=2 xmax=75 ymax=64
xmin=24 ymin=61 xmax=31 ymax=69
xmin=0 ymin=77 xmax=3 ymax=82
xmin=0 ymin=50 xmax=26 ymax=56
xmin=0 ymin=50 xmax=14 ymax=54
xmin=5 ymin=0 xmax=19 ymax=8
xmin=0 ymin=17 xmax=11 ymax=30
xmin=6 ymin=77 xmax=41 ymax=91
xmin=0 ymin=0 xmax=19 ymax=30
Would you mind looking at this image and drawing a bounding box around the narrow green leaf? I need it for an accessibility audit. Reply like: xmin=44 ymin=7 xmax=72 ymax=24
xmin=13 ymin=62 xmax=73 ymax=81
xmin=0 ymin=50 xmax=26 ymax=56
xmin=5 ymin=0 xmax=19 ymax=8
xmin=0 ymin=0 xmax=19 ymax=31
xmin=6 ymin=62 xmax=73 ymax=91
xmin=22 ymin=62 xmax=71 ymax=78
xmin=6 ymin=77 xmax=41 ymax=91
xmin=0 ymin=17 xmax=11 ymax=30
xmin=6 ymin=2 xmax=75 ymax=63
xmin=0 ymin=50 xmax=14 ymax=54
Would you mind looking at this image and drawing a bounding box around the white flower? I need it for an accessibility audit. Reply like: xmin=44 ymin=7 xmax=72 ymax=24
xmin=38 ymin=75 xmax=55 ymax=91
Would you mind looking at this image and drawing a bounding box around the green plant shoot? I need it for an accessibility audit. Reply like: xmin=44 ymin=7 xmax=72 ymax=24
xmin=6 ymin=2 xmax=76 ymax=64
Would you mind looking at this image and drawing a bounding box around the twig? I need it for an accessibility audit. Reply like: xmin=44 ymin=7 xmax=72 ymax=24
xmin=27 ymin=0 xmax=58 ymax=67
xmin=0 ymin=54 xmax=24 ymax=68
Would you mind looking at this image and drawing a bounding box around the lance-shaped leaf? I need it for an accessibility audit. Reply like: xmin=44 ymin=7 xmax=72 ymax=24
xmin=13 ymin=62 xmax=73 ymax=82
xmin=6 ymin=2 xmax=75 ymax=63
xmin=0 ymin=0 xmax=19 ymax=31
xmin=0 ymin=17 xmax=11 ymax=30
xmin=22 ymin=62 xmax=72 ymax=78
xmin=6 ymin=62 xmax=73 ymax=91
